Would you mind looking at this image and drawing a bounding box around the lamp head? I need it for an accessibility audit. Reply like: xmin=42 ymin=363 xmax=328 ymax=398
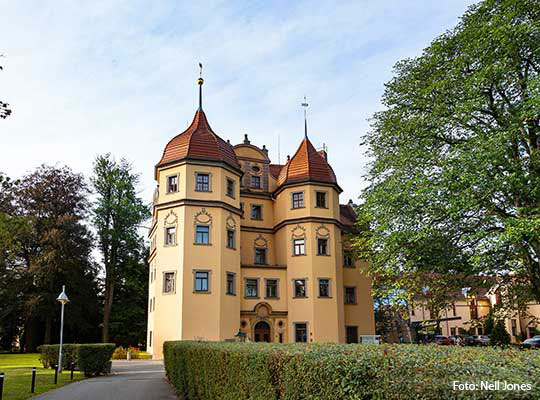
xmin=57 ymin=285 xmax=70 ymax=305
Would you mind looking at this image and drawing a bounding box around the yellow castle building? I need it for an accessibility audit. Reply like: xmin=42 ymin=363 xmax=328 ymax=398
xmin=146 ymin=76 xmax=375 ymax=358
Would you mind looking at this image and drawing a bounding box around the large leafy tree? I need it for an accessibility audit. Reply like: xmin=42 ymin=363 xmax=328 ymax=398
xmin=357 ymin=0 xmax=540 ymax=303
xmin=0 ymin=59 xmax=11 ymax=119
xmin=92 ymin=154 xmax=150 ymax=343
xmin=0 ymin=168 xmax=101 ymax=351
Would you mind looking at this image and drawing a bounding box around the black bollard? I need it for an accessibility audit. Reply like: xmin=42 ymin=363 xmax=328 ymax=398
xmin=54 ymin=365 xmax=58 ymax=385
xmin=0 ymin=372 xmax=4 ymax=400
xmin=31 ymin=367 xmax=36 ymax=393
xmin=70 ymin=363 xmax=74 ymax=381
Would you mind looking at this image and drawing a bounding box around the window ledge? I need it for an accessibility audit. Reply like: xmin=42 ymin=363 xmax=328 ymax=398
xmin=345 ymin=302 xmax=357 ymax=305
xmin=317 ymin=254 xmax=331 ymax=257
xmin=244 ymin=296 xmax=260 ymax=300
xmin=194 ymin=243 xmax=212 ymax=246
xmin=318 ymin=296 xmax=332 ymax=299
xmin=164 ymin=243 xmax=178 ymax=247
xmin=293 ymin=296 xmax=308 ymax=299
xmin=292 ymin=253 xmax=306 ymax=257
xmin=195 ymin=189 xmax=213 ymax=193
xmin=226 ymin=293 xmax=236 ymax=296
xmin=193 ymin=291 xmax=212 ymax=294
xmin=264 ymin=297 xmax=280 ymax=300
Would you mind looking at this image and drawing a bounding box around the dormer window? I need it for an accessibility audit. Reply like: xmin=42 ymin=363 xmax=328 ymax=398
xmin=251 ymin=175 xmax=261 ymax=189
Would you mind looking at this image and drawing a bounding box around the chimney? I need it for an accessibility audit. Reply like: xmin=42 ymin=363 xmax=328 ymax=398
xmin=262 ymin=144 xmax=268 ymax=157
xmin=318 ymin=143 xmax=328 ymax=161
xmin=286 ymin=155 xmax=290 ymax=163
xmin=243 ymin=134 xmax=250 ymax=145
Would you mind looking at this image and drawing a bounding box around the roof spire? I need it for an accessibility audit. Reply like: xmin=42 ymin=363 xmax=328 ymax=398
xmin=301 ymin=95 xmax=309 ymax=139
xmin=197 ymin=63 xmax=204 ymax=111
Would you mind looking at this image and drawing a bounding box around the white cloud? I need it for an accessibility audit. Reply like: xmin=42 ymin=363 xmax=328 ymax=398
xmin=0 ymin=0 xmax=477 ymax=205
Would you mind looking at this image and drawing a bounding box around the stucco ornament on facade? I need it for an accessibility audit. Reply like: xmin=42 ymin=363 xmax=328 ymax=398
xmin=315 ymin=224 xmax=330 ymax=238
xmin=291 ymin=224 xmax=306 ymax=239
xmin=254 ymin=234 xmax=268 ymax=249
xmin=164 ymin=210 xmax=178 ymax=226
xmin=226 ymin=213 xmax=236 ymax=230
xmin=194 ymin=208 xmax=213 ymax=225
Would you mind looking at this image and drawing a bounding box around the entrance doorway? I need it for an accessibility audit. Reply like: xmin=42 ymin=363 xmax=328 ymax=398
xmin=254 ymin=321 xmax=271 ymax=342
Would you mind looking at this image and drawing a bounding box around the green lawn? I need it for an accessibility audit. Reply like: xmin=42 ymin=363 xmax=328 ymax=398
xmin=0 ymin=353 xmax=85 ymax=400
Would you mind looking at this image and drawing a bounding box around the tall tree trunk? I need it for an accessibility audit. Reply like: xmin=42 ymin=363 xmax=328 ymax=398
xmin=102 ymin=277 xmax=114 ymax=343
xmin=44 ymin=315 xmax=52 ymax=344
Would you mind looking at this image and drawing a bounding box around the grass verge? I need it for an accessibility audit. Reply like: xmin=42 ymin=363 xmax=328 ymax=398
xmin=0 ymin=353 xmax=85 ymax=400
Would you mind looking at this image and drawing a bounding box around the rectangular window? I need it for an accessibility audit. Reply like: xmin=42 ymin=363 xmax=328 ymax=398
xmin=194 ymin=271 xmax=209 ymax=292
xmin=316 ymin=191 xmax=327 ymax=208
xmin=251 ymin=204 xmax=262 ymax=220
xmin=511 ymin=319 xmax=517 ymax=336
xmin=149 ymin=298 xmax=152 ymax=313
xmin=149 ymin=331 xmax=152 ymax=347
xmin=346 ymin=326 xmax=358 ymax=344
xmin=165 ymin=226 xmax=176 ymax=245
xmin=294 ymin=279 xmax=307 ymax=298
xmin=226 ymin=229 xmax=235 ymax=249
xmin=195 ymin=173 xmax=210 ymax=191
xmin=411 ymin=305 xmax=415 ymax=316
xmin=292 ymin=191 xmax=304 ymax=209
xmin=255 ymin=248 xmax=267 ymax=265
xmin=195 ymin=225 xmax=210 ymax=244
xmin=345 ymin=287 xmax=356 ymax=304
xmin=245 ymin=279 xmax=258 ymax=298
xmin=226 ymin=178 xmax=235 ymax=198
xmin=344 ymin=252 xmax=354 ymax=267
xmin=293 ymin=238 xmax=305 ymax=256
xmin=226 ymin=273 xmax=235 ymax=295
xmin=450 ymin=327 xmax=456 ymax=336
xmin=318 ymin=278 xmax=330 ymax=298
xmin=153 ymin=296 xmax=155 ymax=311
xmin=167 ymin=175 xmax=178 ymax=193
xmin=477 ymin=327 xmax=483 ymax=335
xmin=266 ymin=279 xmax=278 ymax=298
xmin=317 ymin=238 xmax=328 ymax=255
xmin=163 ymin=272 xmax=175 ymax=293
xmin=295 ymin=323 xmax=307 ymax=343
xmin=240 ymin=202 xmax=245 ymax=219
xmin=251 ymin=175 xmax=261 ymax=189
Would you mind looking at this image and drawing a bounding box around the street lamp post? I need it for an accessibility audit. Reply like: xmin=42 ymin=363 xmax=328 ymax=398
xmin=56 ymin=285 xmax=70 ymax=373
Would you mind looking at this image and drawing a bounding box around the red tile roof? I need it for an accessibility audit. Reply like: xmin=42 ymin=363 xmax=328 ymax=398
xmin=340 ymin=204 xmax=357 ymax=228
xmin=157 ymin=110 xmax=240 ymax=170
xmin=269 ymin=164 xmax=284 ymax=179
xmin=277 ymin=138 xmax=337 ymax=187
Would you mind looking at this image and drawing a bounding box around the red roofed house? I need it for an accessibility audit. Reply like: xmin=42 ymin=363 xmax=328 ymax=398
xmin=146 ymin=76 xmax=375 ymax=358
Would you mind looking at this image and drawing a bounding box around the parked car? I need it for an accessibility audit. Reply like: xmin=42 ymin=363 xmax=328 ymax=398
xmin=449 ymin=335 xmax=466 ymax=345
xmin=465 ymin=335 xmax=490 ymax=346
xmin=520 ymin=336 xmax=540 ymax=349
xmin=431 ymin=335 xmax=452 ymax=345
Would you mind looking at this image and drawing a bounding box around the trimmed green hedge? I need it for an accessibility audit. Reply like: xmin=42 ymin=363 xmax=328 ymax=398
xmin=164 ymin=341 xmax=540 ymax=399
xmin=38 ymin=343 xmax=115 ymax=376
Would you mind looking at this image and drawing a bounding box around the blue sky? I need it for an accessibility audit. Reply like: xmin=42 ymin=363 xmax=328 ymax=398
xmin=1 ymin=0 xmax=477 ymax=205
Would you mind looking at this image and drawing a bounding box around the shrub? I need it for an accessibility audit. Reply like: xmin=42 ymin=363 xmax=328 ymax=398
xmin=491 ymin=320 xmax=512 ymax=346
xmin=164 ymin=341 xmax=540 ymax=400
xmin=37 ymin=344 xmax=79 ymax=369
xmin=112 ymin=345 xmax=152 ymax=359
xmin=78 ymin=344 xmax=115 ymax=376
xmin=38 ymin=343 xmax=115 ymax=376
xmin=112 ymin=346 xmax=128 ymax=359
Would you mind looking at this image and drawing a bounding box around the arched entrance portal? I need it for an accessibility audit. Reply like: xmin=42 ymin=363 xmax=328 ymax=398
xmin=254 ymin=321 xmax=271 ymax=342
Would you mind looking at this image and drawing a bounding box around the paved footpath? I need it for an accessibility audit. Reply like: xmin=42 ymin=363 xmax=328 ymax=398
xmin=32 ymin=360 xmax=178 ymax=400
